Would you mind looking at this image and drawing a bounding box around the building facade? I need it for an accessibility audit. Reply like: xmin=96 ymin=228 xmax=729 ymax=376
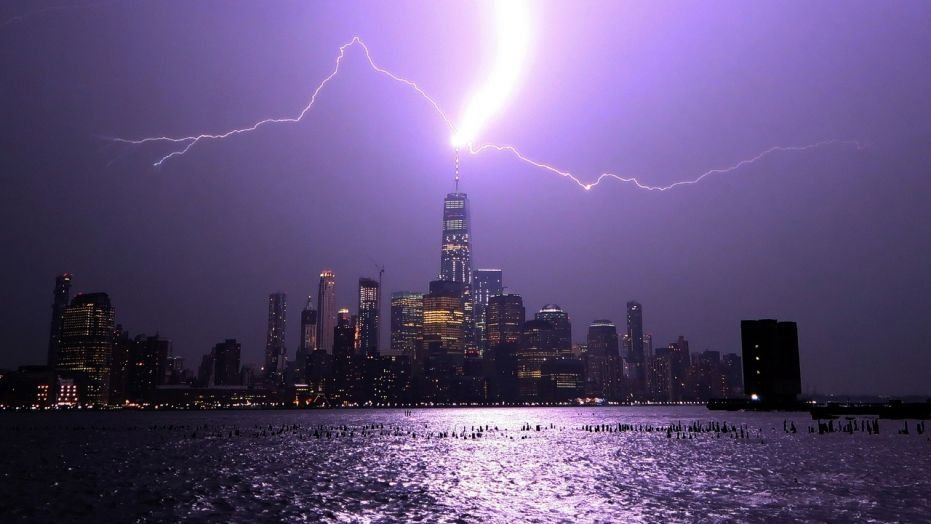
xmin=316 ymin=269 xmax=337 ymax=354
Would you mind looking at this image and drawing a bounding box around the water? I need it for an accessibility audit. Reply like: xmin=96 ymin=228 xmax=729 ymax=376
xmin=1 ymin=407 xmax=929 ymax=522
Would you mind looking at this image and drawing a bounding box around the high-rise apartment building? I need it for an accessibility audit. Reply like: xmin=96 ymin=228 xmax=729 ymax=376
xmin=264 ymin=292 xmax=287 ymax=384
xmin=57 ymin=293 xmax=115 ymax=405
xmin=316 ymin=269 xmax=337 ymax=354
xmin=358 ymin=277 xmax=380 ymax=355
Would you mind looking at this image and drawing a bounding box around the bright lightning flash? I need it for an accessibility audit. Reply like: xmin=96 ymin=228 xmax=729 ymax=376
xmin=450 ymin=0 xmax=531 ymax=148
xmin=114 ymin=2 xmax=861 ymax=192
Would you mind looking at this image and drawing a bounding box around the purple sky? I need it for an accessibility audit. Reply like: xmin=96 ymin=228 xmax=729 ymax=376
xmin=1 ymin=0 xmax=930 ymax=395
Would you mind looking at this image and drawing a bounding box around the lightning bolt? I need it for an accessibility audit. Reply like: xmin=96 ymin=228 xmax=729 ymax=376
xmin=114 ymin=36 xmax=862 ymax=192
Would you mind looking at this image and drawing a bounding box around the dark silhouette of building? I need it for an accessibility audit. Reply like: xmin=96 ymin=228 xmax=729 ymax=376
xmin=294 ymin=296 xmax=317 ymax=383
xmin=535 ymin=304 xmax=572 ymax=357
xmin=472 ymin=268 xmax=503 ymax=353
xmin=485 ymin=292 xmax=524 ymax=349
xmin=126 ymin=334 xmax=171 ymax=401
xmin=719 ymin=353 xmax=743 ymax=398
xmin=331 ymin=308 xmax=364 ymax=404
xmin=688 ymin=350 xmax=720 ymax=401
xmin=585 ymin=319 xmax=622 ymax=400
xmin=668 ymin=336 xmax=690 ymax=402
xmin=625 ymin=301 xmax=646 ymax=397
xmin=56 ymin=293 xmax=115 ymax=405
xmin=316 ymin=269 xmax=337 ymax=355
xmin=47 ymin=273 xmax=72 ymax=367
xmin=212 ymin=339 xmax=241 ymax=386
xmin=357 ymin=277 xmax=380 ymax=355
xmin=108 ymin=327 xmax=131 ymax=405
xmin=741 ymin=319 xmax=801 ymax=403
xmin=647 ymin=347 xmax=673 ymax=402
xmin=485 ymin=292 xmax=525 ymax=402
xmin=517 ymin=318 xmax=558 ymax=401
xmin=333 ymin=308 xmax=355 ymax=356
xmin=264 ymin=292 xmax=287 ymax=384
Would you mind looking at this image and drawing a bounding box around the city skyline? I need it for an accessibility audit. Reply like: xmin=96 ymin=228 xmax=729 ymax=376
xmin=2 ymin=2 xmax=930 ymax=396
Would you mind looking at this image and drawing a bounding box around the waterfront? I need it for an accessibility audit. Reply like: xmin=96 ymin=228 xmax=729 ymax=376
xmin=1 ymin=407 xmax=929 ymax=522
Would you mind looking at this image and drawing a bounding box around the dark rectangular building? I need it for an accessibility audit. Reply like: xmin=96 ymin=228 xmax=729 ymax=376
xmin=740 ymin=319 xmax=801 ymax=402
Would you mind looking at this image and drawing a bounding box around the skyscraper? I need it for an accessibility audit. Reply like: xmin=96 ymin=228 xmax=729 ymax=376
xmin=264 ymin=292 xmax=287 ymax=384
xmin=440 ymin=192 xmax=472 ymax=285
xmin=127 ymin=334 xmax=171 ymax=400
xmin=333 ymin=308 xmax=355 ymax=358
xmin=316 ymin=269 xmax=337 ymax=354
xmin=212 ymin=339 xmax=242 ymax=386
xmin=535 ymin=304 xmax=572 ymax=356
xmin=390 ymin=291 xmax=423 ymax=360
xmin=357 ymin=277 xmax=380 ymax=355
xmin=47 ymin=273 xmax=72 ymax=367
xmin=294 ymin=296 xmax=317 ymax=383
xmin=626 ymin=301 xmax=644 ymax=362
xmin=741 ymin=319 xmax=801 ymax=403
xmin=472 ymin=269 xmax=503 ymax=353
xmin=484 ymin=291 xmax=525 ymax=402
xmin=667 ymin=336 xmax=691 ymax=402
xmin=586 ymin=320 xmax=620 ymax=357
xmin=422 ymin=280 xmax=465 ymax=356
xmin=517 ymin=318 xmax=558 ymax=401
xmin=585 ymin=319 xmax=622 ymax=400
xmin=625 ymin=301 xmax=646 ymax=397
xmin=485 ymin=292 xmax=525 ymax=349
xmin=57 ymin=293 xmax=115 ymax=405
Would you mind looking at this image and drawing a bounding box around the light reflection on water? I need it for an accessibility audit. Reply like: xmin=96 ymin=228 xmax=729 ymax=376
xmin=1 ymin=407 xmax=929 ymax=522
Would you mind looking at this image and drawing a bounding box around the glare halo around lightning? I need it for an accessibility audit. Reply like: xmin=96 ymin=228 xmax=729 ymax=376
xmin=115 ymin=0 xmax=860 ymax=192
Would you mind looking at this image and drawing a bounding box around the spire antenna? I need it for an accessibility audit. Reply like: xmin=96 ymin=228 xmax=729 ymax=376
xmin=454 ymin=147 xmax=460 ymax=192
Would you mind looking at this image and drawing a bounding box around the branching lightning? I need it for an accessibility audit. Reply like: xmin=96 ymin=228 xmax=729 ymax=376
xmin=114 ymin=35 xmax=861 ymax=192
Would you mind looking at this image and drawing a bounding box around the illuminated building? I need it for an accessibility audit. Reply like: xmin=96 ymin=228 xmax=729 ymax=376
xmin=47 ymin=273 xmax=72 ymax=367
xmin=56 ymin=377 xmax=78 ymax=406
xmin=472 ymin=269 xmax=503 ymax=352
xmin=440 ymin=191 xmax=475 ymax=355
xmin=741 ymin=319 xmax=801 ymax=403
xmin=535 ymin=304 xmax=572 ymax=356
xmin=440 ymin=193 xmax=472 ymax=285
xmin=294 ymin=296 xmax=317 ymax=383
xmin=422 ymin=280 xmax=465 ymax=357
xmin=316 ymin=269 xmax=337 ymax=354
xmin=264 ymin=292 xmax=287 ymax=385
xmin=358 ymin=277 xmax=380 ymax=355
xmin=57 ymin=293 xmax=115 ymax=405
xmin=390 ymin=292 xmax=423 ymax=360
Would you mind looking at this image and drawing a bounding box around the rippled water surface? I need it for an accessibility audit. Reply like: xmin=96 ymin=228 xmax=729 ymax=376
xmin=1 ymin=407 xmax=929 ymax=522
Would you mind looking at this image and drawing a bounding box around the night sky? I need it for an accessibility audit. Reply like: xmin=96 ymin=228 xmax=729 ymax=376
xmin=2 ymin=0 xmax=929 ymax=395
